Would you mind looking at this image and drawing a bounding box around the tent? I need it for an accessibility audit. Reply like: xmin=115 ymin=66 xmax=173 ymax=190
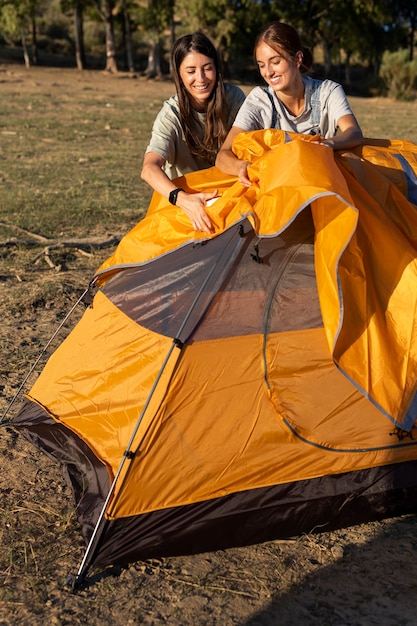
xmin=10 ymin=130 xmax=417 ymax=586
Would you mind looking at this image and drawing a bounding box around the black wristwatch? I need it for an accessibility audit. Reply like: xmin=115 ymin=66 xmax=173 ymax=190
xmin=169 ymin=187 xmax=184 ymax=206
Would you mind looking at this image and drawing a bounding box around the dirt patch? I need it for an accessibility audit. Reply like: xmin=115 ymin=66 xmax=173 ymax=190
xmin=1 ymin=63 xmax=417 ymax=626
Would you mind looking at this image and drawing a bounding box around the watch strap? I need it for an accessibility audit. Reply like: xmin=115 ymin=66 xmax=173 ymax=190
xmin=169 ymin=187 xmax=184 ymax=206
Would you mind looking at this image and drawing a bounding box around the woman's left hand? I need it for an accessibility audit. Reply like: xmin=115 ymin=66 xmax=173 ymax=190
xmin=176 ymin=189 xmax=219 ymax=234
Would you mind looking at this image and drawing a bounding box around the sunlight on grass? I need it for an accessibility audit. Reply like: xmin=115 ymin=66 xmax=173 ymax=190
xmin=349 ymin=96 xmax=417 ymax=143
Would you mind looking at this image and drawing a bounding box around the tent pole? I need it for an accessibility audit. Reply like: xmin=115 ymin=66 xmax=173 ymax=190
xmin=70 ymin=337 xmax=181 ymax=589
xmin=69 ymin=222 xmax=250 ymax=587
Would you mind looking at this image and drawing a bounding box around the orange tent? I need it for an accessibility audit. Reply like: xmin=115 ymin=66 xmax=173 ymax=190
xmin=12 ymin=131 xmax=417 ymax=585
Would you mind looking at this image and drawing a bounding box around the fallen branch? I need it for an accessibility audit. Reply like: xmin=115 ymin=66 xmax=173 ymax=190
xmin=36 ymin=247 xmax=61 ymax=272
xmin=0 ymin=221 xmax=50 ymax=243
xmin=29 ymin=237 xmax=121 ymax=272
xmin=0 ymin=235 xmax=121 ymax=250
xmin=0 ymin=223 xmax=121 ymax=272
xmin=0 ymin=219 xmax=121 ymax=250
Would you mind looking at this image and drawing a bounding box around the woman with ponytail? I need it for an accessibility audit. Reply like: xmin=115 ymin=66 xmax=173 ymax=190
xmin=216 ymin=22 xmax=363 ymax=186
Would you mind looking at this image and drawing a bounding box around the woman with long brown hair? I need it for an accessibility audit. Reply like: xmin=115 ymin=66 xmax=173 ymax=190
xmin=141 ymin=32 xmax=245 ymax=233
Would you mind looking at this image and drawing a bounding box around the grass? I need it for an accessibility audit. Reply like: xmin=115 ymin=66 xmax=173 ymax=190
xmin=0 ymin=70 xmax=165 ymax=240
xmin=350 ymin=95 xmax=417 ymax=143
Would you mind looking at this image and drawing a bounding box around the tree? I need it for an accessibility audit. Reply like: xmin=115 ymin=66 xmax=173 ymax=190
xmin=93 ymin=0 xmax=118 ymax=72
xmin=73 ymin=1 xmax=86 ymax=69
xmin=121 ymin=0 xmax=134 ymax=72
xmin=61 ymin=0 xmax=91 ymax=69
xmin=0 ymin=0 xmax=41 ymax=67
xmin=387 ymin=0 xmax=417 ymax=61
xmin=0 ymin=0 xmax=414 ymax=81
xmin=272 ymin=0 xmax=409 ymax=83
xmin=135 ymin=0 xmax=174 ymax=78
xmin=354 ymin=0 xmax=408 ymax=78
xmin=174 ymin=0 xmax=271 ymax=78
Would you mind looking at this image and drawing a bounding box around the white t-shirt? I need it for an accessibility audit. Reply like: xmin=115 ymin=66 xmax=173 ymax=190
xmin=233 ymin=76 xmax=353 ymax=138
xmin=145 ymin=83 xmax=246 ymax=179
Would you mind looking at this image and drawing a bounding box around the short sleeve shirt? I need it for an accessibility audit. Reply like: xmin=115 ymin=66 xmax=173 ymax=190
xmin=233 ymin=76 xmax=353 ymax=138
xmin=145 ymin=83 xmax=246 ymax=179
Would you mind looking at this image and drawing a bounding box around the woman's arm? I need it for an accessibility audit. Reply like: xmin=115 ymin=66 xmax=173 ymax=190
xmin=141 ymin=152 xmax=217 ymax=234
xmin=215 ymin=126 xmax=253 ymax=186
xmin=319 ymin=114 xmax=363 ymax=151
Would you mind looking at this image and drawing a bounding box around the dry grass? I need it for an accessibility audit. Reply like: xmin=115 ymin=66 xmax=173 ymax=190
xmin=350 ymin=95 xmax=417 ymax=143
xmin=0 ymin=65 xmax=167 ymax=243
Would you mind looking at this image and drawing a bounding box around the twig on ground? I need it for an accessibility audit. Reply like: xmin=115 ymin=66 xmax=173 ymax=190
xmin=0 ymin=224 xmax=120 ymax=272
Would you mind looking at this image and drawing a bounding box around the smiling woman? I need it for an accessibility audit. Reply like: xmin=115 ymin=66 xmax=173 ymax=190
xmin=140 ymin=32 xmax=246 ymax=234
xmin=215 ymin=21 xmax=363 ymax=186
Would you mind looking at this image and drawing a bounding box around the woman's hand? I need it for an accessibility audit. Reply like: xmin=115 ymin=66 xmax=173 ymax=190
xmin=238 ymin=161 xmax=252 ymax=187
xmin=177 ymin=189 xmax=219 ymax=234
xmin=141 ymin=152 xmax=217 ymax=234
xmin=320 ymin=114 xmax=363 ymax=151
xmin=216 ymin=126 xmax=252 ymax=182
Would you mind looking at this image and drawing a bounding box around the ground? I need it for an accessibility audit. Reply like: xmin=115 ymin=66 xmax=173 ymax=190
xmin=1 ymin=59 xmax=417 ymax=626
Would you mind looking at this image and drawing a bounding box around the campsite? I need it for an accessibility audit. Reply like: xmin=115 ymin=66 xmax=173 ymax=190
xmin=1 ymin=61 xmax=417 ymax=625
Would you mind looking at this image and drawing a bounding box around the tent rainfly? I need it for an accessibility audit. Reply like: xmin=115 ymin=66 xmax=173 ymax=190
xmin=9 ymin=130 xmax=417 ymax=587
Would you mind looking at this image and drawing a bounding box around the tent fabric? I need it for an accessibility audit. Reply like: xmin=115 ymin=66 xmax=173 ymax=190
xmin=12 ymin=130 xmax=417 ymax=577
xmin=78 ymin=462 xmax=417 ymax=568
xmin=98 ymin=130 xmax=417 ymax=430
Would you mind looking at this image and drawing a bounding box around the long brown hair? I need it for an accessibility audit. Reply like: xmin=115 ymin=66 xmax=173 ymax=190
xmin=171 ymin=32 xmax=228 ymax=164
xmin=254 ymin=22 xmax=313 ymax=73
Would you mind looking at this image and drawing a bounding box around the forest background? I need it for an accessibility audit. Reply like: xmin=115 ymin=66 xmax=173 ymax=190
xmin=0 ymin=0 xmax=417 ymax=100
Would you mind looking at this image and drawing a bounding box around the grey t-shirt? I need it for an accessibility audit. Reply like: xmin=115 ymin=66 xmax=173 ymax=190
xmin=145 ymin=83 xmax=246 ymax=179
xmin=233 ymin=76 xmax=353 ymax=138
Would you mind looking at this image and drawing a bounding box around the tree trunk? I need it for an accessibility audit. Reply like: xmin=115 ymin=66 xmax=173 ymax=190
xmin=144 ymin=36 xmax=162 ymax=78
xmin=104 ymin=0 xmax=118 ymax=73
xmin=21 ymin=27 xmax=30 ymax=68
xmin=31 ymin=14 xmax=38 ymax=65
xmin=74 ymin=1 xmax=86 ymax=70
xmin=409 ymin=14 xmax=416 ymax=62
xmin=322 ymin=39 xmax=332 ymax=77
xmin=122 ymin=0 xmax=134 ymax=72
